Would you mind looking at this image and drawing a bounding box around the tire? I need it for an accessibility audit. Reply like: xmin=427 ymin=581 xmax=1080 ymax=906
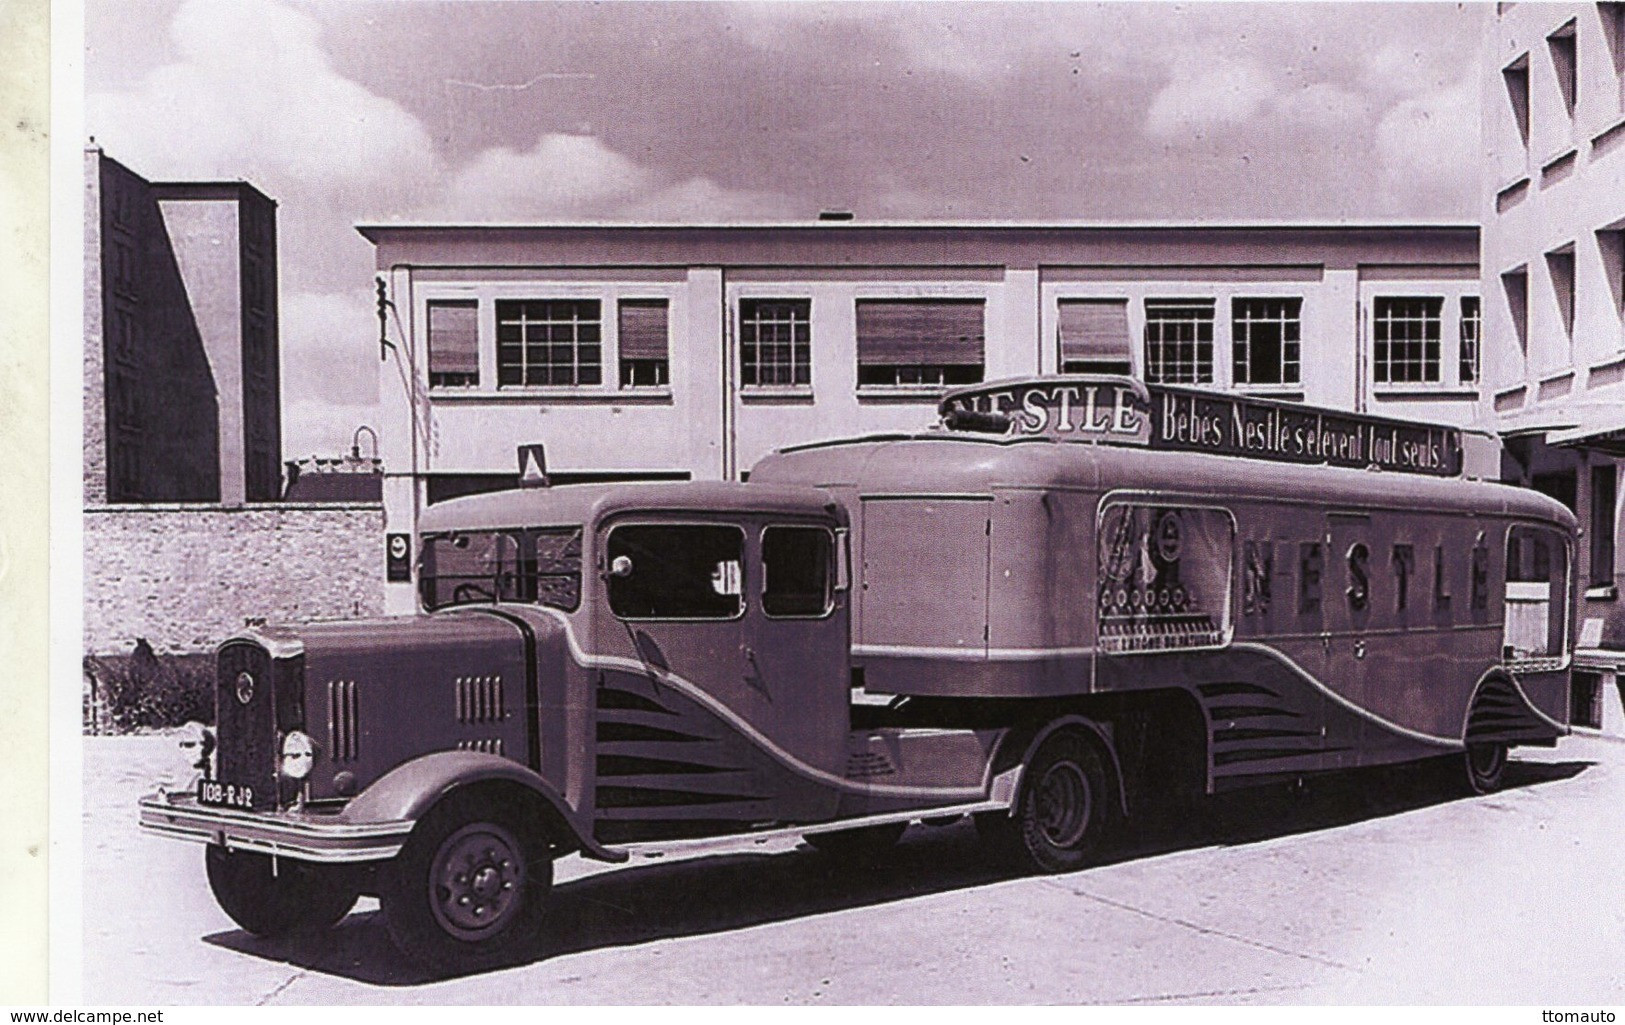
xmin=804 ymin=822 xmax=907 ymax=862
xmin=1463 ymin=741 xmax=1509 ymax=795
xmin=204 ymin=845 xmax=359 ymax=937
xmin=379 ymin=790 xmax=552 ymax=972
xmin=978 ymin=728 xmax=1116 ymax=874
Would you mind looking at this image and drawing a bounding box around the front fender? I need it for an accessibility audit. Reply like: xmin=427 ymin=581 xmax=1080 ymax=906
xmin=339 ymin=750 xmax=627 ymax=863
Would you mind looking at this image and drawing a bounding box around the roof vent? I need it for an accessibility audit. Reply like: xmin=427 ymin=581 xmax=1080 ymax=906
xmin=817 ymin=209 xmax=855 ymax=222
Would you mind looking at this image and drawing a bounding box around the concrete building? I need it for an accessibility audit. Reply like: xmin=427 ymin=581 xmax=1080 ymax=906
xmin=84 ymin=145 xmax=282 ymax=505
xmin=360 ymin=220 xmax=1481 ymax=612
xmin=1481 ymin=2 xmax=1625 ymax=726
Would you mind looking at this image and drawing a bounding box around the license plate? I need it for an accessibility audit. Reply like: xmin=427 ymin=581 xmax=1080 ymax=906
xmin=197 ymin=779 xmax=255 ymax=810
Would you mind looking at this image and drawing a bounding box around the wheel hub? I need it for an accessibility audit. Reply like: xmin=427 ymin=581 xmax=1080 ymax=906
xmin=1035 ymin=761 xmax=1092 ymax=848
xmin=430 ymin=823 xmax=525 ymax=940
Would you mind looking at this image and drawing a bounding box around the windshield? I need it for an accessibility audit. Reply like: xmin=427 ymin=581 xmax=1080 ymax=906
xmin=419 ymin=526 xmax=584 ymax=612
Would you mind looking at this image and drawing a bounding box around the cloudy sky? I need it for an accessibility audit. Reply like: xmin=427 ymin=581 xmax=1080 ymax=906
xmin=85 ymin=1 xmax=1486 ymax=459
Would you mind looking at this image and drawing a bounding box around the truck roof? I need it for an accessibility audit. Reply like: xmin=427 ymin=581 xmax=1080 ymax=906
xmin=417 ymin=480 xmax=842 ymax=533
xmin=748 ymin=431 xmax=1577 ymax=528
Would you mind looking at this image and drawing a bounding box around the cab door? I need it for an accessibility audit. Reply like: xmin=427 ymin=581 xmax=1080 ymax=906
xmin=591 ymin=518 xmax=839 ymax=828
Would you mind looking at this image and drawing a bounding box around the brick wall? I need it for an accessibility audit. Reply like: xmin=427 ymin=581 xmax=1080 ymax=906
xmin=84 ymin=502 xmax=386 ymax=655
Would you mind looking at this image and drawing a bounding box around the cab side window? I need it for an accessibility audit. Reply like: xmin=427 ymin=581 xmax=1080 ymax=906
xmin=1503 ymin=524 xmax=1569 ymax=664
xmin=762 ymin=526 xmax=833 ymax=617
xmin=607 ymin=525 xmax=744 ymax=620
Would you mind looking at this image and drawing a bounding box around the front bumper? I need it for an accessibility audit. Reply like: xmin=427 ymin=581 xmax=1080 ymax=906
xmin=138 ymin=790 xmax=413 ymax=864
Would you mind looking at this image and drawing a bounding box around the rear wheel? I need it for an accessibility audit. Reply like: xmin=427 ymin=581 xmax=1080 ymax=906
xmin=379 ymin=791 xmax=552 ymax=972
xmin=804 ymin=822 xmax=907 ymax=861
xmin=979 ymin=728 xmax=1116 ymax=874
xmin=1463 ymin=741 xmax=1509 ymax=795
xmin=204 ymin=845 xmax=359 ymax=937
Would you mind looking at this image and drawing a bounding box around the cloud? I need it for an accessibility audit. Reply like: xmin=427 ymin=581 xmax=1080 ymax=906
xmin=280 ymin=288 xmax=378 ymax=411
xmin=429 ymin=133 xmax=796 ymax=221
xmin=87 ymin=0 xmax=439 ymax=196
xmin=1374 ymin=78 xmax=1478 ymax=195
xmin=1144 ymin=57 xmax=1371 ymax=141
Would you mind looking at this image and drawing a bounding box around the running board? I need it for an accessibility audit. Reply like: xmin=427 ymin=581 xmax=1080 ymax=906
xmin=608 ymin=767 xmax=1021 ymax=862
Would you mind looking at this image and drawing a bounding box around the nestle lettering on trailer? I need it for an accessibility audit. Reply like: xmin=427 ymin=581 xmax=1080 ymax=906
xmin=940 ymin=376 xmax=1463 ymax=477
xmin=939 ymin=376 xmax=1154 ymax=443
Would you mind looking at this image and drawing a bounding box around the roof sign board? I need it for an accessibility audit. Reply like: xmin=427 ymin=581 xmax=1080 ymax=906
xmin=938 ymin=376 xmax=1463 ymax=477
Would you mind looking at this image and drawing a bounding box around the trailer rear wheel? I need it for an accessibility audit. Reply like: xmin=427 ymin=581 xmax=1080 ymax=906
xmin=979 ymin=728 xmax=1115 ymax=874
xmin=1463 ymin=741 xmax=1509 ymax=795
xmin=204 ymin=845 xmax=358 ymax=938
xmin=379 ymin=790 xmax=552 ymax=972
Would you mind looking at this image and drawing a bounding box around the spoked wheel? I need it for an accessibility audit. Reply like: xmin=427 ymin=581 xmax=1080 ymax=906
xmin=804 ymin=822 xmax=907 ymax=862
xmin=380 ymin=791 xmax=551 ymax=972
xmin=205 ymin=845 xmax=359 ymax=937
xmin=978 ymin=728 xmax=1116 ymax=874
xmin=1463 ymin=741 xmax=1509 ymax=795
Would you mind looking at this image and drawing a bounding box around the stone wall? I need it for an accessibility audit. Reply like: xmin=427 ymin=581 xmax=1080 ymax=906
xmin=84 ymin=502 xmax=386 ymax=655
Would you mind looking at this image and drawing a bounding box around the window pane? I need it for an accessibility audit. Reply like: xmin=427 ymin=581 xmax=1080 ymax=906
xmin=608 ymin=525 xmax=744 ymax=619
xmin=740 ymin=299 xmax=811 ymax=388
xmin=1098 ymin=505 xmax=1234 ymax=653
xmin=1143 ymin=300 xmax=1215 ymax=384
xmin=419 ymin=527 xmax=583 ymax=612
xmin=1504 ymin=524 xmax=1568 ymax=661
xmin=762 ymin=527 xmax=833 ymax=617
xmin=1373 ymin=297 xmax=1442 ymax=384
xmin=1232 ymin=298 xmax=1301 ymax=385
xmin=494 ymin=299 xmax=602 ymax=388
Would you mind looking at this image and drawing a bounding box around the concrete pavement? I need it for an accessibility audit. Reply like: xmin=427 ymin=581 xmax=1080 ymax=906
xmin=80 ymin=731 xmax=1625 ymax=1004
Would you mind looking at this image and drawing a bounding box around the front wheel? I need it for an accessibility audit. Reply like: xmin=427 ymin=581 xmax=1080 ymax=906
xmin=205 ymin=845 xmax=359 ymax=937
xmin=978 ymin=728 xmax=1116 ymax=874
xmin=379 ymin=791 xmax=552 ymax=972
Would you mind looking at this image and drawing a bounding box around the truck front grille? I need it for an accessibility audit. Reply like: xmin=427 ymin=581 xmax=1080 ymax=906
xmin=327 ymin=679 xmax=359 ymax=762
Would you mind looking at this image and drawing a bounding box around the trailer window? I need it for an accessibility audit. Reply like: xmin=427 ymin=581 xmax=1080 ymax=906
xmin=608 ymin=525 xmax=745 ymax=620
xmin=762 ymin=526 xmax=833 ymax=617
xmin=1098 ymin=504 xmax=1234 ymax=653
xmin=420 ymin=527 xmax=583 ymax=612
xmin=1504 ymin=524 xmax=1569 ymax=665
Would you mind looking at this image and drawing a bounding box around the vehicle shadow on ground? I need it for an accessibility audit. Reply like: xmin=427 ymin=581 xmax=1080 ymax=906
xmin=204 ymin=756 xmax=1591 ymax=987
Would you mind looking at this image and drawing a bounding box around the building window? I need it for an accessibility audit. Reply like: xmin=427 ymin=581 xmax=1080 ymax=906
xmin=1372 ymin=297 xmax=1442 ymax=384
xmin=110 ymin=239 xmax=135 ymax=298
xmin=855 ymin=299 xmax=985 ymax=388
xmin=618 ymin=299 xmax=670 ymax=388
xmin=1459 ymin=296 xmax=1481 ymax=384
xmin=427 ymin=300 xmax=479 ymax=388
xmin=739 ymin=299 xmax=810 ymax=388
xmin=1503 ymin=55 xmax=1531 ymax=147
xmin=1548 ymin=20 xmax=1578 ymax=118
xmin=1058 ymin=298 xmax=1132 ymax=375
xmin=1231 ymin=297 xmax=1302 ymax=386
xmin=1546 ymin=247 xmax=1576 ymax=341
xmin=1604 ymin=4 xmax=1625 ymax=108
xmin=1502 ymin=267 xmax=1530 ymax=358
xmin=1600 ymin=229 xmax=1625 ymax=329
xmin=109 ymin=308 xmax=137 ymax=368
xmin=1593 ymin=465 xmax=1618 ymax=589
xmin=496 ymin=299 xmax=601 ymax=387
xmin=1143 ymin=299 xmax=1215 ymax=385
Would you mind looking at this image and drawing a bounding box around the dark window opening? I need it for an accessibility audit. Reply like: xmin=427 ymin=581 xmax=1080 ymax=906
xmin=496 ymin=299 xmax=602 ymax=387
xmin=740 ymin=299 xmax=811 ymax=387
xmin=1373 ymin=297 xmax=1442 ymax=384
xmin=1059 ymin=298 xmax=1133 ymax=376
xmin=619 ymin=299 xmax=669 ymax=389
xmin=1592 ymin=465 xmax=1617 ymax=588
xmin=762 ymin=526 xmax=833 ymax=617
xmin=1232 ymin=297 xmax=1302 ymax=386
xmin=608 ymin=525 xmax=744 ymax=620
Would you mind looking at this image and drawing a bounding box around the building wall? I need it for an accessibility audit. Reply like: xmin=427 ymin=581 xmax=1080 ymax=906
xmin=366 ymin=223 xmax=1482 ymax=612
xmin=82 ymin=503 xmax=386 ymax=656
xmin=83 ymin=147 xmax=283 ymax=505
xmin=1482 ymin=2 xmax=1625 ymax=648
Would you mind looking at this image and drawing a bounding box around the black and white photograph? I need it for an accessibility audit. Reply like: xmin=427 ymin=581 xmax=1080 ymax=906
xmin=22 ymin=0 xmax=1625 ymax=1009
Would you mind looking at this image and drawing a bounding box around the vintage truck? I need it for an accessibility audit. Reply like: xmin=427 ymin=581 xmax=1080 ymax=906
xmin=139 ymin=376 xmax=1573 ymax=970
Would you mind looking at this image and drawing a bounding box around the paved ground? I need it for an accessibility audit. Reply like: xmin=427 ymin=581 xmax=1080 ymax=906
xmin=82 ymin=731 xmax=1625 ymax=1005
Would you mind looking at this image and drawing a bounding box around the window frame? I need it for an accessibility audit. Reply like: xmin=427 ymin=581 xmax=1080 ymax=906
xmin=853 ymin=296 xmax=987 ymax=392
xmin=426 ymin=298 xmax=481 ymax=390
xmin=617 ymin=297 xmax=671 ymax=390
xmin=1459 ymin=295 xmax=1482 ymax=384
xmin=1230 ymin=296 xmax=1303 ymax=387
xmin=604 ymin=521 xmax=749 ymax=623
xmin=1095 ymin=496 xmax=1238 ymax=656
xmin=1142 ymin=298 xmax=1217 ymax=385
xmin=1501 ymin=521 xmax=1573 ymax=672
xmin=759 ymin=524 xmax=838 ymax=620
xmin=1371 ymin=295 xmax=1445 ymax=386
xmin=738 ymin=297 xmax=813 ymax=391
xmin=495 ymin=297 xmax=605 ymax=388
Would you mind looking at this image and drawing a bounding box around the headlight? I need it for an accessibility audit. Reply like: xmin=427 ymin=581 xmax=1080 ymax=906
xmin=280 ymin=730 xmax=315 ymax=780
xmin=177 ymin=722 xmax=215 ymax=777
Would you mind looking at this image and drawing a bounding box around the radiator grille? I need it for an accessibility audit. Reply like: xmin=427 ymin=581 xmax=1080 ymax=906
xmin=456 ymin=675 xmax=505 ymax=724
xmin=327 ymin=679 xmax=359 ymax=762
